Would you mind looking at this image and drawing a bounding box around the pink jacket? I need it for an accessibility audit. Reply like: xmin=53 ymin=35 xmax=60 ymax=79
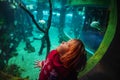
xmin=39 ymin=50 xmax=78 ymax=80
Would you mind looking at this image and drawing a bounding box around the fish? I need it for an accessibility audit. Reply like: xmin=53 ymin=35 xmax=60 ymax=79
xmin=38 ymin=20 xmax=46 ymax=24
xmin=90 ymin=21 xmax=101 ymax=31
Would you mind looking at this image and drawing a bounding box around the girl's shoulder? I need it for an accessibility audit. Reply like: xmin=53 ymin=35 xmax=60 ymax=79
xmin=48 ymin=50 xmax=58 ymax=59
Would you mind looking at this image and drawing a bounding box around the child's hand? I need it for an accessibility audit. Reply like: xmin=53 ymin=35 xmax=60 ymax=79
xmin=34 ymin=60 xmax=43 ymax=68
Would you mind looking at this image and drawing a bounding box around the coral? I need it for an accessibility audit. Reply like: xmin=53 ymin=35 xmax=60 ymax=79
xmin=5 ymin=64 xmax=22 ymax=76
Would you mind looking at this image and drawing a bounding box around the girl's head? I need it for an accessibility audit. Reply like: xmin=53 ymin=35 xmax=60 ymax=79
xmin=57 ymin=39 xmax=87 ymax=71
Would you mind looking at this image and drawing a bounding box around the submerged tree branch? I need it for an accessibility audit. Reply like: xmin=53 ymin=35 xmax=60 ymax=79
xmin=45 ymin=0 xmax=52 ymax=57
xmin=46 ymin=0 xmax=52 ymax=32
xmin=18 ymin=0 xmax=52 ymax=57
xmin=19 ymin=3 xmax=46 ymax=33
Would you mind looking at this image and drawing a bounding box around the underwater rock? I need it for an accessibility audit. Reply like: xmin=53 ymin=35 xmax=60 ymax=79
xmin=4 ymin=64 xmax=21 ymax=77
xmin=24 ymin=39 xmax=35 ymax=53
xmin=27 ymin=46 xmax=35 ymax=53
xmin=24 ymin=44 xmax=35 ymax=53
xmin=0 ymin=64 xmax=28 ymax=80
xmin=0 ymin=71 xmax=29 ymax=80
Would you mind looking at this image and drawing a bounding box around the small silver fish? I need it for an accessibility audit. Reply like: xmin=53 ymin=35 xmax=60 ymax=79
xmin=90 ymin=21 xmax=101 ymax=31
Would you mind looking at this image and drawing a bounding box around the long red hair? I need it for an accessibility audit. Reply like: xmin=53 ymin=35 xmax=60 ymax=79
xmin=60 ymin=39 xmax=87 ymax=71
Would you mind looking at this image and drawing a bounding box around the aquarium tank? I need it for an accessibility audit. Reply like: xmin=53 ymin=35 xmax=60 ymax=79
xmin=0 ymin=0 xmax=111 ymax=80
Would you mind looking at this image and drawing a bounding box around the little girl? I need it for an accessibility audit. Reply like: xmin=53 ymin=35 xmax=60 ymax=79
xmin=35 ymin=39 xmax=87 ymax=80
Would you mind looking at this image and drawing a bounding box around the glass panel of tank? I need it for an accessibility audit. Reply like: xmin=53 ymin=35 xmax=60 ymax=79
xmin=64 ymin=5 xmax=109 ymax=55
xmin=0 ymin=0 xmax=109 ymax=80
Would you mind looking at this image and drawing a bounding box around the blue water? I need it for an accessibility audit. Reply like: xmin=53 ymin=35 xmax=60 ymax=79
xmin=0 ymin=0 xmax=108 ymax=80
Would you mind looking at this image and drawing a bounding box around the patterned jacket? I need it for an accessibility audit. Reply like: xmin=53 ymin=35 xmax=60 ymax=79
xmin=39 ymin=50 xmax=78 ymax=80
